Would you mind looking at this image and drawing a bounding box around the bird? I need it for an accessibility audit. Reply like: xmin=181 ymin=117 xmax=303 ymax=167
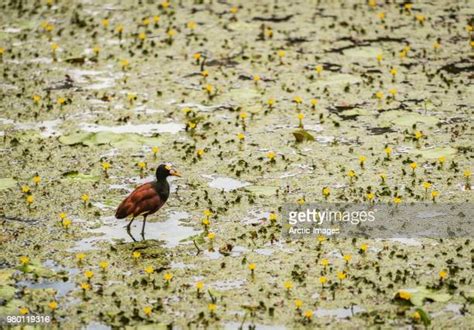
xmin=115 ymin=164 xmax=181 ymax=240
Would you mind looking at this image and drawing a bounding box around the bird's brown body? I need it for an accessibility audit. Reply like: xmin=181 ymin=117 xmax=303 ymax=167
xmin=115 ymin=182 xmax=167 ymax=219
xmin=115 ymin=164 xmax=180 ymax=240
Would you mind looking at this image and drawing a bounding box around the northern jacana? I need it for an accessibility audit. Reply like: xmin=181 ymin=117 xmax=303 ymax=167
xmin=115 ymin=164 xmax=181 ymax=240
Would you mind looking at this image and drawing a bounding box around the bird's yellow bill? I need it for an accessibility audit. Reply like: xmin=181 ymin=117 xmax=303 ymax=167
xmin=170 ymin=169 xmax=181 ymax=177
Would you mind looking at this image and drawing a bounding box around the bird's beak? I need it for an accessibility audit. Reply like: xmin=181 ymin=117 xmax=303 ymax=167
xmin=170 ymin=169 xmax=181 ymax=177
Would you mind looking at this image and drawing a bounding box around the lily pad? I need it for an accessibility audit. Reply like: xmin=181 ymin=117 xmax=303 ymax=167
xmin=343 ymin=46 xmax=383 ymax=58
xmin=227 ymin=88 xmax=261 ymax=103
xmin=0 ymin=285 xmax=16 ymax=300
xmin=58 ymin=132 xmax=93 ymax=145
xmin=293 ymin=129 xmax=315 ymax=142
xmin=59 ymin=131 xmax=162 ymax=149
xmin=0 ymin=299 xmax=23 ymax=315
xmin=409 ymin=147 xmax=457 ymax=159
xmin=395 ymin=287 xmax=452 ymax=306
xmin=17 ymin=260 xmax=55 ymax=278
xmin=0 ymin=269 xmax=15 ymax=286
xmin=62 ymin=171 xmax=100 ymax=182
xmin=0 ymin=178 xmax=16 ymax=190
xmin=313 ymin=74 xmax=362 ymax=87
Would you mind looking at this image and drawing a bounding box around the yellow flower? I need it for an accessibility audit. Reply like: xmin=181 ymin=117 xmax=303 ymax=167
xmin=389 ymin=88 xmax=397 ymax=96
xmin=319 ymin=276 xmax=327 ymax=284
xmin=99 ymin=261 xmax=109 ymax=270
xmin=80 ymin=282 xmax=90 ymax=290
xmin=376 ymin=54 xmax=383 ymax=63
xmin=101 ymin=19 xmax=109 ymax=28
xmin=322 ymin=187 xmax=330 ymax=197
xmin=193 ymin=52 xmax=201 ymax=60
xmin=438 ymin=156 xmax=446 ymax=164
xmin=439 ymin=270 xmax=447 ymax=279
xmin=230 ymin=6 xmax=238 ymax=14
xmin=315 ymin=65 xmax=323 ymax=74
xmin=26 ymin=195 xmax=34 ymax=204
xmin=464 ymin=170 xmax=472 ymax=178
xmin=115 ymin=25 xmax=124 ymax=33
xmin=393 ymin=197 xmax=402 ymax=204
xmin=62 ymin=218 xmax=72 ymax=229
xmin=142 ymin=18 xmax=151 ymax=26
xmin=0 ymin=47 xmax=4 ymax=55
xmin=410 ymin=162 xmax=417 ymax=170
xmin=304 ymin=310 xmax=313 ymax=320
xmin=283 ymin=280 xmax=293 ymax=290
xmin=368 ymin=0 xmax=376 ymax=8
xmin=433 ymin=41 xmax=441 ymax=50
xmin=294 ymin=299 xmax=303 ymax=309
xmin=48 ymin=301 xmax=58 ymax=310
xmin=202 ymin=218 xmax=210 ymax=226
xmin=297 ymin=113 xmax=305 ymax=120
xmin=431 ymin=191 xmax=439 ymax=199
xmin=399 ymin=290 xmax=412 ymax=300
xmin=297 ymin=197 xmax=305 ymax=205
xmin=310 ymin=98 xmax=318 ymax=107
xmin=81 ymin=194 xmax=90 ymax=202
xmin=375 ymin=91 xmax=384 ymax=100
xmin=204 ymin=84 xmax=213 ymax=93
xmin=196 ymin=281 xmax=204 ymax=290
xmin=277 ymin=50 xmax=286 ymax=57
xmin=119 ymin=59 xmax=129 ymax=68
xmin=203 ymin=209 xmax=212 ymax=217
xmin=161 ymin=1 xmax=170 ymax=9
xmin=237 ymin=133 xmax=245 ymax=140
xmin=144 ymin=266 xmax=154 ymax=274
xmin=132 ymin=251 xmax=141 ymax=259
xmin=187 ymin=21 xmax=197 ymax=30
xmin=416 ymin=14 xmax=425 ymax=23
xmin=21 ymin=185 xmax=30 ymax=193
xmin=84 ymin=270 xmax=94 ymax=279
xmin=267 ymin=98 xmax=275 ymax=106
xmin=138 ymin=161 xmax=146 ymax=169
xmin=366 ymin=193 xmax=374 ymax=201
xmin=19 ymin=256 xmax=30 ymax=265
xmin=19 ymin=307 xmax=29 ymax=315
xmin=51 ymin=43 xmax=59 ymax=52
xmin=201 ymin=70 xmax=209 ymax=77
xmin=167 ymin=29 xmax=177 ymax=37
xmin=57 ymin=97 xmax=65 ymax=105
xmin=93 ymin=45 xmax=100 ymax=54
xmin=404 ymin=3 xmax=412 ymax=10
xmin=207 ymin=232 xmax=215 ymax=240
xmin=33 ymin=175 xmax=41 ymax=185
xmin=151 ymin=146 xmax=159 ymax=155
xmin=390 ymin=68 xmax=397 ymax=76
xmin=76 ymin=253 xmax=85 ymax=261
xmin=138 ymin=32 xmax=146 ymax=40
xmin=268 ymin=212 xmax=277 ymax=222
xmin=360 ymin=243 xmax=368 ymax=252
xmin=188 ymin=122 xmax=197 ymax=129
xmin=153 ymin=16 xmax=160 ymax=23
xmin=143 ymin=306 xmax=152 ymax=316
xmin=337 ymin=271 xmax=347 ymax=281
xmin=102 ymin=162 xmax=110 ymax=170
xmin=253 ymin=74 xmax=260 ymax=82
xmin=343 ymin=254 xmax=352 ymax=263
xmin=348 ymin=170 xmax=356 ymax=178
xmin=196 ymin=149 xmax=205 ymax=157
xmin=293 ymin=96 xmax=303 ymax=104
xmin=248 ymin=263 xmax=256 ymax=271
xmin=208 ymin=303 xmax=217 ymax=312
xmin=321 ymin=259 xmax=329 ymax=267
xmin=378 ymin=12 xmax=385 ymax=20
xmin=422 ymin=182 xmax=431 ymax=190
xmin=266 ymin=151 xmax=276 ymax=160
xmin=59 ymin=212 xmax=67 ymax=220
xmin=33 ymin=95 xmax=41 ymax=103
xmin=317 ymin=235 xmax=326 ymax=243
xmin=412 ymin=311 xmax=420 ymax=320
xmin=239 ymin=112 xmax=248 ymax=119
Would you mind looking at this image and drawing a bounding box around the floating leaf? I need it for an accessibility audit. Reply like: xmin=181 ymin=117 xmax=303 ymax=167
xmin=395 ymin=287 xmax=451 ymax=306
xmin=410 ymin=146 xmax=457 ymax=159
xmin=416 ymin=308 xmax=431 ymax=327
xmin=245 ymin=185 xmax=278 ymax=196
xmin=0 ymin=178 xmax=16 ymax=190
xmin=293 ymin=129 xmax=315 ymax=143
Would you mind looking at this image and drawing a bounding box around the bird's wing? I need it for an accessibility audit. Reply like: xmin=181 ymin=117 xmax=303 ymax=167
xmin=115 ymin=183 xmax=162 ymax=219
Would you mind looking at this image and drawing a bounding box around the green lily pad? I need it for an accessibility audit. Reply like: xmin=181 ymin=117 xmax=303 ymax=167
xmin=17 ymin=260 xmax=55 ymax=279
xmin=58 ymin=132 xmax=93 ymax=145
xmin=245 ymin=185 xmax=278 ymax=196
xmin=0 ymin=269 xmax=15 ymax=286
xmin=0 ymin=285 xmax=16 ymax=300
xmin=410 ymin=146 xmax=457 ymax=159
xmin=227 ymin=88 xmax=261 ymax=103
xmin=293 ymin=129 xmax=315 ymax=143
xmin=395 ymin=287 xmax=451 ymax=306
xmin=0 ymin=178 xmax=16 ymax=190
xmin=0 ymin=299 xmax=23 ymax=315
xmin=62 ymin=171 xmax=100 ymax=182
xmin=59 ymin=131 xmax=163 ymax=149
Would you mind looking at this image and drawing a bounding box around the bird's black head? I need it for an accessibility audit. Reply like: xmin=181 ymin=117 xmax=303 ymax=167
xmin=156 ymin=164 xmax=181 ymax=180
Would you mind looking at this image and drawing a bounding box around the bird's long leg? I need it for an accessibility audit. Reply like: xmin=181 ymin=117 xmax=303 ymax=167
xmin=141 ymin=214 xmax=148 ymax=240
xmin=126 ymin=217 xmax=135 ymax=232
